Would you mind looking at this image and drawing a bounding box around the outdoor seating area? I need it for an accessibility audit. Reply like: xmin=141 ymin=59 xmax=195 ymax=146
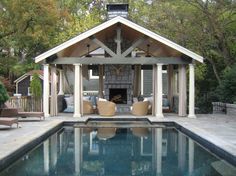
xmin=59 ymin=94 xmax=172 ymax=117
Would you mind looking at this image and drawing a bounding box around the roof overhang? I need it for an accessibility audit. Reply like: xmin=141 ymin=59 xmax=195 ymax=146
xmin=35 ymin=16 xmax=203 ymax=63
xmin=14 ymin=74 xmax=43 ymax=83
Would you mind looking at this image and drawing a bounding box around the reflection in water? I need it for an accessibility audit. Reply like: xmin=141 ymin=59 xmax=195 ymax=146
xmin=132 ymin=127 xmax=150 ymax=138
xmin=0 ymin=127 xmax=235 ymax=176
xmin=43 ymin=139 xmax=49 ymax=174
xmin=97 ymin=128 xmax=116 ymax=140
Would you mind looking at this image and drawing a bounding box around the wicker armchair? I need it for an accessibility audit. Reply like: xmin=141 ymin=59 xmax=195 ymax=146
xmin=83 ymin=101 xmax=94 ymax=115
xmin=131 ymin=101 xmax=149 ymax=116
xmin=97 ymin=101 xmax=116 ymax=116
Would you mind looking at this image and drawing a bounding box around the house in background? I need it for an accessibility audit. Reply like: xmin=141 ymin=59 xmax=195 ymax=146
xmin=14 ymin=70 xmax=44 ymax=96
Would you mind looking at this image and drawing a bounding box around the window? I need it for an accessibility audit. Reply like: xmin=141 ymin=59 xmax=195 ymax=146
xmin=27 ymin=87 xmax=31 ymax=96
xmin=89 ymin=68 xmax=99 ymax=79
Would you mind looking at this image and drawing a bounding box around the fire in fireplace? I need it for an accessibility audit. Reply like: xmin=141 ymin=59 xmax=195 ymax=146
xmin=109 ymin=88 xmax=127 ymax=104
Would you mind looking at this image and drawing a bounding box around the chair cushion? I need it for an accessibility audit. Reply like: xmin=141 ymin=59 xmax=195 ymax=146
xmin=64 ymin=96 xmax=74 ymax=113
xmin=163 ymin=98 xmax=169 ymax=107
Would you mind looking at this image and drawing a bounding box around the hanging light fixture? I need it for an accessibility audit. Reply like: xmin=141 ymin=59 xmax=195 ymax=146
xmin=145 ymin=44 xmax=151 ymax=57
xmin=86 ymin=44 xmax=92 ymax=57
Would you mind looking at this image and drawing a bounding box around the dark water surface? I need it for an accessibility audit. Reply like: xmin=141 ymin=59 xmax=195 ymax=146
xmin=0 ymin=125 xmax=235 ymax=176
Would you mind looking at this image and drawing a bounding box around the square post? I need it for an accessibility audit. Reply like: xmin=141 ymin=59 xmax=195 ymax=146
xmin=167 ymin=65 xmax=174 ymax=111
xmin=156 ymin=64 xmax=164 ymax=118
xmin=43 ymin=64 xmax=50 ymax=117
xmin=74 ymin=64 xmax=82 ymax=117
xmin=188 ymin=64 xmax=196 ymax=118
xmin=50 ymin=66 xmax=58 ymax=116
xmin=58 ymin=70 xmax=64 ymax=95
xmin=178 ymin=64 xmax=187 ymax=117
xmin=152 ymin=65 xmax=157 ymax=115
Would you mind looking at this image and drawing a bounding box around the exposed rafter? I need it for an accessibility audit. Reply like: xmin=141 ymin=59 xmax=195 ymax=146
xmin=89 ymin=36 xmax=116 ymax=57
xmin=122 ymin=36 xmax=148 ymax=57
xmin=115 ymin=25 xmax=122 ymax=56
xmin=35 ymin=16 xmax=203 ymax=63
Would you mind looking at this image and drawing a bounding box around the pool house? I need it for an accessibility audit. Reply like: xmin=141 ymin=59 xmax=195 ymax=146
xmin=35 ymin=4 xmax=203 ymax=118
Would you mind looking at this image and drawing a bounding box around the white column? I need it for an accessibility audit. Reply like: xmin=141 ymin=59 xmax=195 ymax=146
xmin=188 ymin=139 xmax=194 ymax=175
xmin=74 ymin=128 xmax=82 ymax=174
xmin=188 ymin=64 xmax=196 ymax=118
xmin=152 ymin=65 xmax=157 ymax=115
xmin=98 ymin=65 xmax=104 ymax=98
xmin=50 ymin=66 xmax=58 ymax=116
xmin=141 ymin=69 xmax=144 ymax=95
xmin=43 ymin=139 xmax=49 ymax=174
xmin=178 ymin=65 xmax=187 ymax=117
xmin=167 ymin=65 xmax=174 ymax=110
xmin=58 ymin=70 xmax=64 ymax=95
xmin=74 ymin=64 xmax=82 ymax=117
xmin=43 ymin=64 xmax=50 ymax=117
xmin=156 ymin=64 xmax=164 ymax=118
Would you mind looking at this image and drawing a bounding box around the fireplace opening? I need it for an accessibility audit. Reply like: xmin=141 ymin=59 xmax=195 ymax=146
xmin=109 ymin=88 xmax=127 ymax=104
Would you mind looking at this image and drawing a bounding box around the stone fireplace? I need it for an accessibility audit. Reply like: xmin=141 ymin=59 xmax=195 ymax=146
xmin=104 ymin=65 xmax=133 ymax=107
xmin=109 ymin=88 xmax=127 ymax=104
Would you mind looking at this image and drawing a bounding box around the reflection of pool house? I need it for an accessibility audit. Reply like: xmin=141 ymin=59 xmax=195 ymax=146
xmin=35 ymin=4 xmax=203 ymax=118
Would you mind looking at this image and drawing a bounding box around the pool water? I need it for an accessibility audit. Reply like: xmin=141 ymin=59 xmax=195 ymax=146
xmin=0 ymin=126 xmax=235 ymax=176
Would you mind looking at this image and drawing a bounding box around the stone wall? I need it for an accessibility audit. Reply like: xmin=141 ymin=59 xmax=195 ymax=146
xmin=212 ymin=102 xmax=226 ymax=114
xmin=104 ymin=65 xmax=133 ymax=105
xmin=212 ymin=102 xmax=236 ymax=116
xmin=226 ymin=104 xmax=236 ymax=116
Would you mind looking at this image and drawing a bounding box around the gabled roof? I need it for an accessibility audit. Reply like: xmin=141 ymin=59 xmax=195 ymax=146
xmin=35 ymin=16 xmax=203 ymax=63
xmin=14 ymin=70 xmax=44 ymax=83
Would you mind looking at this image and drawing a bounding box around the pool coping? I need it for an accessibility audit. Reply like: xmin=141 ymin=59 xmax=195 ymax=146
xmin=0 ymin=117 xmax=236 ymax=172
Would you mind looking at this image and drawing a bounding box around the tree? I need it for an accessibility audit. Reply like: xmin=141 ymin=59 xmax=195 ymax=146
xmin=216 ymin=64 xmax=236 ymax=103
xmin=0 ymin=81 xmax=9 ymax=106
xmin=30 ymin=73 xmax=42 ymax=100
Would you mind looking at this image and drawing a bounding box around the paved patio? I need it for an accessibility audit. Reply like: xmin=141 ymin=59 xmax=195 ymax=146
xmin=0 ymin=114 xmax=236 ymax=169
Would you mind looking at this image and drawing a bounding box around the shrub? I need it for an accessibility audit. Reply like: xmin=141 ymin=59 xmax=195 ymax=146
xmin=0 ymin=81 xmax=9 ymax=106
xmin=30 ymin=73 xmax=42 ymax=100
xmin=216 ymin=64 xmax=236 ymax=103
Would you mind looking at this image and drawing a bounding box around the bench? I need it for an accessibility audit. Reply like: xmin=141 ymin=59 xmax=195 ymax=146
xmin=0 ymin=118 xmax=19 ymax=128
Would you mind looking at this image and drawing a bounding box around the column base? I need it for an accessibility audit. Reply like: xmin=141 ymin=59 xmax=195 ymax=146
xmin=44 ymin=113 xmax=50 ymax=118
xmin=188 ymin=114 xmax=196 ymax=118
xmin=58 ymin=92 xmax=64 ymax=95
xmin=155 ymin=114 xmax=164 ymax=118
xmin=73 ymin=114 xmax=82 ymax=118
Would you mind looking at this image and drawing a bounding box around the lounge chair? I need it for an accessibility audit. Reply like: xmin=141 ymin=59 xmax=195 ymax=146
xmin=0 ymin=117 xmax=19 ymax=128
xmin=0 ymin=103 xmax=44 ymax=120
xmin=131 ymin=101 xmax=149 ymax=116
xmin=97 ymin=101 xmax=116 ymax=116
xmin=83 ymin=100 xmax=94 ymax=115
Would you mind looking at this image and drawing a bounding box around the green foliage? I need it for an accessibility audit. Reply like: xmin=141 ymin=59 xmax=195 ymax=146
xmin=0 ymin=0 xmax=235 ymax=112
xmin=30 ymin=73 xmax=42 ymax=99
xmin=0 ymin=81 xmax=9 ymax=105
xmin=216 ymin=64 xmax=236 ymax=103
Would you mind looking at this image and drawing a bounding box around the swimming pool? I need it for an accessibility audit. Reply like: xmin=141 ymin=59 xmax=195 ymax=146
xmin=0 ymin=123 xmax=235 ymax=176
